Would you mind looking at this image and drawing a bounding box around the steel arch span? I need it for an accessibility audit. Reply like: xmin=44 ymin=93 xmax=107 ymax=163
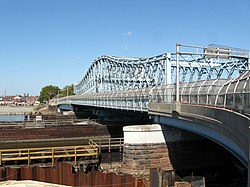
xmin=75 ymin=44 xmax=249 ymax=95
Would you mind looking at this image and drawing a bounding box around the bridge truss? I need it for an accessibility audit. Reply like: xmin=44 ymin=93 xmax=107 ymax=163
xmin=75 ymin=44 xmax=249 ymax=95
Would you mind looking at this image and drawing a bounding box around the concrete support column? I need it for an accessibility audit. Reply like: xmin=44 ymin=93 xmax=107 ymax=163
xmin=122 ymin=124 xmax=173 ymax=176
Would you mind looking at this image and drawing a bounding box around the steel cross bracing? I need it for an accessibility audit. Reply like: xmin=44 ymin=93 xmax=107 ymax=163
xmin=75 ymin=45 xmax=249 ymax=95
xmin=75 ymin=55 xmax=171 ymax=94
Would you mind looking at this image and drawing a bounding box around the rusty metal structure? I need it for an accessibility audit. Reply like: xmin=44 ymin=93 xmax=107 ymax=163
xmin=0 ymin=138 xmax=134 ymax=186
xmin=0 ymin=162 xmax=149 ymax=187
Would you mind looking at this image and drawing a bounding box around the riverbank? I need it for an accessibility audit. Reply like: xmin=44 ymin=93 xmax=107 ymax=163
xmin=0 ymin=106 xmax=34 ymax=115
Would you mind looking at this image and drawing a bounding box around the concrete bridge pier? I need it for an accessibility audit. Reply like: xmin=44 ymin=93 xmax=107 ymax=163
xmin=122 ymin=123 xmax=247 ymax=185
xmin=122 ymin=124 xmax=173 ymax=176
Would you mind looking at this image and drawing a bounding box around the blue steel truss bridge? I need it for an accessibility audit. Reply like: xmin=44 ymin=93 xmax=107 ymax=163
xmin=60 ymin=43 xmax=249 ymax=114
xmin=58 ymin=43 xmax=250 ymax=185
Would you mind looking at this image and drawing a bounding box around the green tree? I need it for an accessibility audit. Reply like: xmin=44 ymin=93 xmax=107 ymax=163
xmin=39 ymin=85 xmax=60 ymax=103
xmin=60 ymin=84 xmax=75 ymax=97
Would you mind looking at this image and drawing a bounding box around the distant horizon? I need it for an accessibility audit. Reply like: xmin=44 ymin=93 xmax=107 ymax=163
xmin=1 ymin=0 xmax=250 ymax=95
xmin=1 ymin=93 xmax=39 ymax=97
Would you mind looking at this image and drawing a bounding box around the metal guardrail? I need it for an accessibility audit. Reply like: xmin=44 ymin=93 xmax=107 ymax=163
xmin=0 ymin=144 xmax=99 ymax=167
xmin=0 ymin=138 xmax=124 ymax=167
xmin=89 ymin=137 xmax=124 ymax=152
xmin=90 ymin=137 xmax=124 ymax=166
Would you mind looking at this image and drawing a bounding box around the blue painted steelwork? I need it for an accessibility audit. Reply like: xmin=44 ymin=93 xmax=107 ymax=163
xmin=59 ymin=70 xmax=250 ymax=116
xmin=57 ymin=44 xmax=250 ymax=179
xmin=75 ymin=44 xmax=249 ymax=95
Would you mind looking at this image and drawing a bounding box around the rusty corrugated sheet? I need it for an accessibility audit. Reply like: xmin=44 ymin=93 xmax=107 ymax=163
xmin=38 ymin=166 xmax=47 ymax=182
xmin=0 ymin=162 xmax=150 ymax=187
xmin=116 ymin=173 xmax=125 ymax=187
xmin=0 ymin=167 xmax=5 ymax=181
xmin=96 ymin=171 xmax=106 ymax=186
xmin=6 ymin=166 xmax=18 ymax=180
xmin=20 ymin=166 xmax=32 ymax=180
xmin=62 ymin=162 xmax=74 ymax=186
xmin=52 ymin=162 xmax=60 ymax=185
xmin=74 ymin=171 xmax=82 ymax=186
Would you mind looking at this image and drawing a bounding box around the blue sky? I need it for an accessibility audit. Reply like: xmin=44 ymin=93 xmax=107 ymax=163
xmin=0 ymin=0 xmax=250 ymax=96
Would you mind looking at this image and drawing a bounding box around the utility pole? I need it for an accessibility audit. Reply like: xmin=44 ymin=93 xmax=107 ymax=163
xmin=67 ymin=86 xmax=69 ymax=102
xmin=176 ymin=44 xmax=180 ymax=102
xmin=57 ymin=90 xmax=60 ymax=103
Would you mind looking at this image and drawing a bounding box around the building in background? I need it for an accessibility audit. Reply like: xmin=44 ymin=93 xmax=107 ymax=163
xmin=0 ymin=95 xmax=39 ymax=106
xmin=26 ymin=96 xmax=39 ymax=106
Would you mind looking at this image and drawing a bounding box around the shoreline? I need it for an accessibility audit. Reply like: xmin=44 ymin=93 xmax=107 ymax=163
xmin=0 ymin=113 xmax=28 ymax=115
xmin=0 ymin=106 xmax=34 ymax=115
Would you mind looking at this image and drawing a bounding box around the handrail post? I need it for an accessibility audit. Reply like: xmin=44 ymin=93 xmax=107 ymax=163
xmin=28 ymin=149 xmax=30 ymax=167
xmin=96 ymin=146 xmax=98 ymax=159
xmin=99 ymin=139 xmax=102 ymax=154
xmin=108 ymin=138 xmax=111 ymax=168
xmin=52 ymin=148 xmax=54 ymax=167
xmin=74 ymin=146 xmax=77 ymax=166
xmin=119 ymin=138 xmax=122 ymax=163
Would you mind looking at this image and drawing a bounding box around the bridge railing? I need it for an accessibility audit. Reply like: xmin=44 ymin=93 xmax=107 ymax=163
xmin=89 ymin=137 xmax=124 ymax=151
xmin=59 ymin=70 xmax=250 ymax=116
xmin=0 ymin=144 xmax=99 ymax=167
xmin=59 ymin=80 xmax=222 ymax=111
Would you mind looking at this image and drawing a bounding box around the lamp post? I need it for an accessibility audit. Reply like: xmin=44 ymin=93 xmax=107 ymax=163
xmin=176 ymin=43 xmax=180 ymax=102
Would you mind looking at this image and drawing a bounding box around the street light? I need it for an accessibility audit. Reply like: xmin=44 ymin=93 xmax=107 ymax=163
xmin=176 ymin=43 xmax=180 ymax=102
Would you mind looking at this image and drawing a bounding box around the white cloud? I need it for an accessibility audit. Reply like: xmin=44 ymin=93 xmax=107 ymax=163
xmin=124 ymin=31 xmax=132 ymax=36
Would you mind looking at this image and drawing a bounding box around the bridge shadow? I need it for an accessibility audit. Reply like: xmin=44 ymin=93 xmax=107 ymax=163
xmin=161 ymin=125 xmax=247 ymax=186
xmin=95 ymin=109 xmax=153 ymax=138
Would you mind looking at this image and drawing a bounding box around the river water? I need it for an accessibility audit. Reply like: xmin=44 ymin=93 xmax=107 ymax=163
xmin=0 ymin=114 xmax=25 ymax=121
xmin=0 ymin=106 xmax=33 ymax=121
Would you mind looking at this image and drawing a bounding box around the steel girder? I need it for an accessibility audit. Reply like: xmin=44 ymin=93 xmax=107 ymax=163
xmin=170 ymin=53 xmax=249 ymax=83
xmin=75 ymin=46 xmax=249 ymax=95
xmin=75 ymin=54 xmax=171 ymax=94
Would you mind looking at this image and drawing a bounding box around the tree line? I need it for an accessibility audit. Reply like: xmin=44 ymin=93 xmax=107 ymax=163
xmin=38 ymin=84 xmax=75 ymax=103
